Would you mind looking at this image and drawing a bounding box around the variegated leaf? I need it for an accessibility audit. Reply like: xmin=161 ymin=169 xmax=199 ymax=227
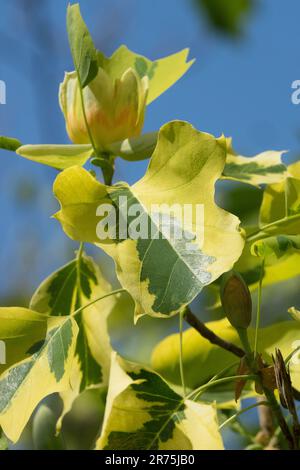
xmin=96 ymin=353 xmax=224 ymax=450
xmin=251 ymin=235 xmax=300 ymax=259
xmin=30 ymin=253 xmax=117 ymax=425
xmin=53 ymin=121 xmax=244 ymax=319
xmin=0 ymin=314 xmax=78 ymax=442
xmin=222 ymin=138 xmax=287 ymax=187
xmin=0 ymin=308 xmax=47 ymax=376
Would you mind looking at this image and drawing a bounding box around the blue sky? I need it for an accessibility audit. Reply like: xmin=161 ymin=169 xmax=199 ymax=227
xmin=0 ymin=0 xmax=300 ymax=298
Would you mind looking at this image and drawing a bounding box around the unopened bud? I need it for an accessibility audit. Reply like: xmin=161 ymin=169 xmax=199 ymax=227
xmin=221 ymin=271 xmax=252 ymax=329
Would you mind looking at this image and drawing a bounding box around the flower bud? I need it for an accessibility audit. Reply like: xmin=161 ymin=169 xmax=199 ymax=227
xmin=220 ymin=271 xmax=252 ymax=329
xmin=59 ymin=67 xmax=148 ymax=149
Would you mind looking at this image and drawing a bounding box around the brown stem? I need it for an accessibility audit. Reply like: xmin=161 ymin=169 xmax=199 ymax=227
xmin=263 ymin=387 xmax=295 ymax=450
xmin=255 ymin=396 xmax=276 ymax=448
xmin=183 ymin=307 xmax=245 ymax=358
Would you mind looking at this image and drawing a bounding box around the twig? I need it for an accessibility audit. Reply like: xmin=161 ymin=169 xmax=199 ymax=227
xmin=255 ymin=396 xmax=276 ymax=448
xmin=183 ymin=307 xmax=245 ymax=358
xmin=263 ymin=387 xmax=295 ymax=450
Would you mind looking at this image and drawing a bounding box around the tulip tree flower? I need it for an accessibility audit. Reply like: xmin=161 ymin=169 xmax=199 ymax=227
xmin=15 ymin=46 xmax=194 ymax=171
xmin=13 ymin=4 xmax=195 ymax=172
xmin=59 ymin=65 xmax=149 ymax=149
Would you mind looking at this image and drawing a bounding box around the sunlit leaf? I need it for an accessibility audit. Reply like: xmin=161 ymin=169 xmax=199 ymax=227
xmin=30 ymin=253 xmax=117 ymax=426
xmin=53 ymin=121 xmax=244 ymax=319
xmin=67 ymin=3 xmax=98 ymax=88
xmin=258 ymin=161 xmax=300 ymax=235
xmin=223 ymin=139 xmax=287 ymax=187
xmin=0 ymin=308 xmax=47 ymax=376
xmin=96 ymin=353 xmax=224 ymax=450
xmin=152 ymin=318 xmax=300 ymax=390
xmin=233 ymin=161 xmax=300 ymax=289
xmin=0 ymin=314 xmax=78 ymax=442
xmin=234 ymin=239 xmax=300 ymax=291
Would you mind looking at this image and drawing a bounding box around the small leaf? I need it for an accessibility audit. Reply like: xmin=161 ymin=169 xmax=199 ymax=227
xmin=0 ymin=136 xmax=22 ymax=152
xmin=234 ymin=230 xmax=300 ymax=291
xmin=251 ymin=235 xmax=300 ymax=259
xmin=67 ymin=3 xmax=98 ymax=88
xmin=259 ymin=171 xmax=300 ymax=235
xmin=16 ymin=144 xmax=93 ymax=170
xmin=96 ymin=353 xmax=224 ymax=450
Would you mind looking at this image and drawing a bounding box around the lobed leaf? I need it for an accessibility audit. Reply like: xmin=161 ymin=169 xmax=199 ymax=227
xmin=96 ymin=353 xmax=224 ymax=450
xmin=53 ymin=121 xmax=244 ymax=319
xmin=30 ymin=253 xmax=117 ymax=425
xmin=0 ymin=314 xmax=78 ymax=442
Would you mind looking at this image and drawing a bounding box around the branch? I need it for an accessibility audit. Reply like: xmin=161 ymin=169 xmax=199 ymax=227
xmin=183 ymin=307 xmax=245 ymax=358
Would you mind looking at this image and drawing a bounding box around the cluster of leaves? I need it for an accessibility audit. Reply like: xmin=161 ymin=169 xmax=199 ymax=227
xmin=0 ymin=3 xmax=300 ymax=450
